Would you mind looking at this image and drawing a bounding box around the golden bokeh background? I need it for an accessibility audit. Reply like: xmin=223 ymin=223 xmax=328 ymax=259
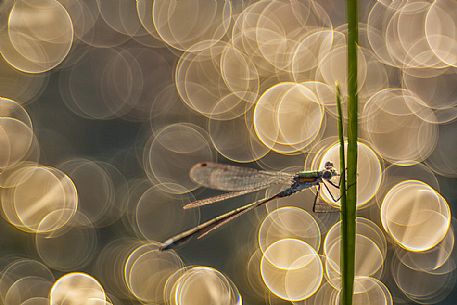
xmin=0 ymin=0 xmax=456 ymax=304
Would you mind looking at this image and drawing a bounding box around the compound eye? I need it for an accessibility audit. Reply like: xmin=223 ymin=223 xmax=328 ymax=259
xmin=323 ymin=171 xmax=332 ymax=179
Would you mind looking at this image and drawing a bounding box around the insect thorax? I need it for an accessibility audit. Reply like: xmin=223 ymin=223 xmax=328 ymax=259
xmin=293 ymin=171 xmax=321 ymax=184
xmin=295 ymin=171 xmax=321 ymax=179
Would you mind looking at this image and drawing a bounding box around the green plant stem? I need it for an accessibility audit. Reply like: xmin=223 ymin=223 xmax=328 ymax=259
xmin=342 ymin=0 xmax=358 ymax=304
xmin=335 ymin=83 xmax=346 ymax=214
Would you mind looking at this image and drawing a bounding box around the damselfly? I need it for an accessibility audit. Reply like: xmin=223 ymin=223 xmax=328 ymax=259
xmin=160 ymin=161 xmax=342 ymax=250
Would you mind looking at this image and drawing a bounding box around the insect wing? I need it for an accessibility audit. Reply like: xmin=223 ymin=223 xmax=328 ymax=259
xmin=183 ymin=188 xmax=264 ymax=209
xmin=314 ymin=202 xmax=340 ymax=213
xmin=190 ymin=162 xmax=293 ymax=191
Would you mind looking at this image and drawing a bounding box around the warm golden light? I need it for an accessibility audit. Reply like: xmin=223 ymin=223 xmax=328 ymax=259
xmin=209 ymin=109 xmax=270 ymax=163
xmin=144 ymin=123 xmax=215 ymax=193
xmin=392 ymin=251 xmax=457 ymax=304
xmin=258 ymin=206 xmax=321 ymax=255
xmin=1 ymin=164 xmax=78 ymax=233
xmin=323 ymin=218 xmax=387 ymax=289
xmin=1 ymin=0 xmax=73 ymax=73
xmin=175 ymin=41 xmax=258 ymax=120
xmin=362 ymin=89 xmax=438 ymax=165
xmin=260 ymin=238 xmax=323 ymax=301
xmin=172 ymin=266 xmax=241 ymax=305
xmin=381 ymin=180 xmax=451 ymax=252
xmin=134 ymin=184 xmax=200 ymax=242
xmin=124 ymin=243 xmax=184 ymax=304
xmin=153 ymin=0 xmax=231 ymax=52
xmin=49 ymin=272 xmax=106 ymax=305
xmin=0 ymin=258 xmax=54 ymax=305
xmin=395 ymin=223 xmax=455 ymax=272
xmin=0 ymin=0 xmax=455 ymax=304
xmin=317 ymin=141 xmax=382 ymax=209
xmin=345 ymin=277 xmax=393 ymax=304
xmin=254 ymin=82 xmax=325 ymax=154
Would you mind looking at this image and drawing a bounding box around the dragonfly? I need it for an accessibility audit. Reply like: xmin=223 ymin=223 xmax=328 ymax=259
xmin=160 ymin=161 xmax=342 ymax=251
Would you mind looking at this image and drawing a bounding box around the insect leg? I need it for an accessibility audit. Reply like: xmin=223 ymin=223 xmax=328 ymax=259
xmin=312 ymin=184 xmax=321 ymax=213
xmin=322 ymin=180 xmax=343 ymax=202
xmin=327 ymin=180 xmax=340 ymax=189
xmin=323 ymin=179 xmax=357 ymax=201
xmin=325 ymin=167 xmax=346 ymax=189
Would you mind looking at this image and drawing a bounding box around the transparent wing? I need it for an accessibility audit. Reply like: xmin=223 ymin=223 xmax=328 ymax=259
xmin=314 ymin=202 xmax=340 ymax=213
xmin=190 ymin=162 xmax=293 ymax=191
xmin=183 ymin=188 xmax=264 ymax=209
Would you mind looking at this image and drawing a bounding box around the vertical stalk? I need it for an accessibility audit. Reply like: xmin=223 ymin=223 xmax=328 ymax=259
xmin=335 ymin=83 xmax=346 ymax=215
xmin=342 ymin=0 xmax=358 ymax=304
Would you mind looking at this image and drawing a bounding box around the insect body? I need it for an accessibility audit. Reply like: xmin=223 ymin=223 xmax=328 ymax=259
xmin=160 ymin=161 xmax=341 ymax=251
